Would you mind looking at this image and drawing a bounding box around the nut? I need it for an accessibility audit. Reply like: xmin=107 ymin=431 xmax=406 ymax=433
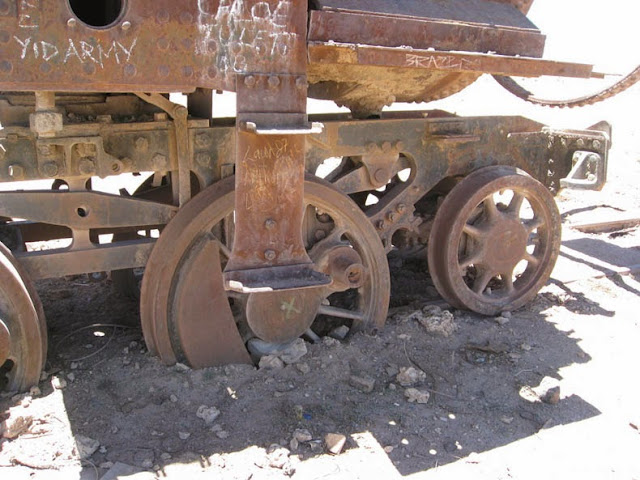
xmin=152 ymin=153 xmax=168 ymax=170
xmin=267 ymin=76 xmax=281 ymax=88
xmin=264 ymin=250 xmax=277 ymax=261
xmin=135 ymin=137 xmax=149 ymax=152
xmin=264 ymin=219 xmax=276 ymax=230
xmin=78 ymin=157 xmax=96 ymax=176
xmin=244 ymin=75 xmax=256 ymax=87
xmin=42 ymin=162 xmax=59 ymax=177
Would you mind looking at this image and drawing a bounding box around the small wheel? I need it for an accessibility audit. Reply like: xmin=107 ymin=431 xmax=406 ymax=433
xmin=0 ymin=242 xmax=47 ymax=392
xmin=140 ymin=176 xmax=390 ymax=367
xmin=427 ymin=166 xmax=561 ymax=315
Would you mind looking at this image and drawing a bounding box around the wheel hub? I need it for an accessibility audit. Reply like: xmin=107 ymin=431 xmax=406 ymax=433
xmin=483 ymin=218 xmax=528 ymax=272
xmin=0 ymin=319 xmax=9 ymax=365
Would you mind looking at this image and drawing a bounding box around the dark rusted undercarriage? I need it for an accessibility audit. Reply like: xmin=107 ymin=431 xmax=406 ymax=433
xmin=0 ymin=0 xmax=613 ymax=391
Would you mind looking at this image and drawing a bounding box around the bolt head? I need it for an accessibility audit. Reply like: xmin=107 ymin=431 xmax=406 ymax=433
xmin=396 ymin=203 xmax=406 ymax=214
xmin=78 ymin=157 xmax=96 ymax=175
xmin=152 ymin=153 xmax=168 ymax=170
xmin=121 ymin=21 xmax=132 ymax=30
xmin=264 ymin=218 xmax=276 ymax=230
xmin=264 ymin=250 xmax=277 ymax=261
xmin=376 ymin=220 xmax=386 ymax=231
xmin=268 ymin=76 xmax=281 ymax=88
xmin=42 ymin=162 xmax=59 ymax=177
xmin=387 ymin=212 xmax=397 ymax=222
xmin=67 ymin=18 xmax=77 ymax=28
xmin=592 ymin=140 xmax=602 ymax=150
xmin=8 ymin=164 xmax=24 ymax=179
xmin=135 ymin=137 xmax=149 ymax=152
xmin=244 ymin=75 xmax=256 ymax=87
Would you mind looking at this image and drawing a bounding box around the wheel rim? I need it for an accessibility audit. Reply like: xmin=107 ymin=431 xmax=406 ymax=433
xmin=428 ymin=166 xmax=561 ymax=315
xmin=140 ymin=177 xmax=389 ymax=367
xmin=0 ymin=242 xmax=47 ymax=392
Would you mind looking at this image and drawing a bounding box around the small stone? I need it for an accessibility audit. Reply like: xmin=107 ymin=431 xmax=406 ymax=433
xmin=174 ymin=362 xmax=191 ymax=372
xmin=296 ymin=362 xmax=310 ymax=374
xmin=67 ymin=372 xmax=76 ymax=382
xmin=196 ymin=405 xmax=221 ymax=425
xmin=328 ymin=325 xmax=349 ymax=340
xmin=322 ymin=337 xmax=340 ymax=347
xmin=500 ymin=416 xmax=514 ymax=424
xmin=501 ymin=311 xmax=512 ymax=318
xmin=293 ymin=428 xmax=312 ymax=443
xmin=267 ymin=444 xmax=290 ymax=469
xmin=533 ymin=377 xmax=561 ymax=405
xmin=75 ymin=434 xmax=100 ymax=460
xmin=99 ymin=462 xmax=114 ymax=469
xmin=51 ymin=376 xmax=67 ymax=389
xmin=129 ymin=341 xmax=139 ymax=349
xmin=99 ymin=445 xmax=108 ymax=454
xmin=418 ymin=310 xmax=457 ymax=337
xmin=123 ymin=347 xmax=129 ymax=355
xmin=384 ymin=446 xmax=394 ymax=453
xmin=309 ymin=440 xmax=323 ymax=453
xmin=178 ymin=431 xmax=191 ymax=440
xmin=349 ymin=374 xmax=376 ymax=393
xmin=289 ymin=438 xmax=299 ymax=451
xmin=170 ymin=394 xmax=178 ymax=403
xmin=388 ymin=383 xmax=397 ymax=391
xmin=160 ymin=453 xmax=172 ymax=461
xmin=122 ymin=357 xmax=131 ymax=366
xmin=520 ymin=343 xmax=532 ymax=351
xmin=70 ymin=362 xmax=79 ymax=370
xmin=141 ymin=459 xmax=154 ymax=469
xmin=259 ymin=355 xmax=285 ymax=370
xmin=494 ymin=316 xmax=510 ymax=325
xmin=1 ymin=414 xmax=33 ymax=439
xmin=324 ymin=433 xmax=347 ymax=455
xmin=279 ymin=338 xmax=308 ymax=364
xmin=28 ymin=386 xmax=41 ymax=397
xmin=215 ymin=430 xmax=229 ymax=439
xmin=404 ymin=388 xmax=430 ymax=404
xmin=396 ymin=366 xmax=427 ymax=387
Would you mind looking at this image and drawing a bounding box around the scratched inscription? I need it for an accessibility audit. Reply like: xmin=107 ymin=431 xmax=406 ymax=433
xmin=406 ymin=54 xmax=481 ymax=71
xmin=18 ymin=0 xmax=40 ymax=29
xmin=197 ymin=0 xmax=297 ymax=82
xmin=13 ymin=36 xmax=137 ymax=67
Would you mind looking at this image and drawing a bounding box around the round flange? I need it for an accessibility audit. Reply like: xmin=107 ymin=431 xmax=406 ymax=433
xmin=140 ymin=176 xmax=389 ymax=367
xmin=427 ymin=166 xmax=561 ymax=315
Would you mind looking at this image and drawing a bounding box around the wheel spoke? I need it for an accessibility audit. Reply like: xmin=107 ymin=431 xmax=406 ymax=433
xmin=524 ymin=216 xmax=544 ymax=233
xmin=317 ymin=304 xmax=365 ymax=321
xmin=472 ymin=268 xmax=494 ymax=295
xmin=524 ymin=252 xmax=540 ymax=266
xmin=463 ymin=223 xmax=484 ymax=239
xmin=501 ymin=271 xmax=515 ymax=293
xmin=483 ymin=195 xmax=499 ymax=221
xmin=210 ymin=234 xmax=232 ymax=259
xmin=508 ymin=192 xmax=525 ymax=217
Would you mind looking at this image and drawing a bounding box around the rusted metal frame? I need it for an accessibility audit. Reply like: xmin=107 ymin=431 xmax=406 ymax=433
xmin=308 ymin=10 xmax=546 ymax=58
xmin=222 ymin=0 xmax=330 ymax=293
xmin=307 ymin=44 xmax=597 ymax=79
xmin=134 ymin=93 xmax=191 ymax=205
xmin=0 ymin=191 xmax=177 ymax=229
xmin=15 ymin=239 xmax=154 ymax=280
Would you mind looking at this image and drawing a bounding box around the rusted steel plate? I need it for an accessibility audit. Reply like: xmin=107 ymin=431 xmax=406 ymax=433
xmin=315 ymin=0 xmax=539 ymax=29
xmin=0 ymin=0 xmax=303 ymax=92
xmin=308 ymin=44 xmax=596 ymax=79
xmin=308 ymin=10 xmax=546 ymax=58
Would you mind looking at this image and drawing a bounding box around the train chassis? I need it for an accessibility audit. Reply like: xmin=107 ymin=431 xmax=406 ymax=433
xmin=0 ymin=90 xmax=610 ymax=391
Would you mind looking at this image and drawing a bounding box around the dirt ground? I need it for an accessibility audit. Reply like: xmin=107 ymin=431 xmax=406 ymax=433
xmin=1 ymin=2 xmax=640 ymax=479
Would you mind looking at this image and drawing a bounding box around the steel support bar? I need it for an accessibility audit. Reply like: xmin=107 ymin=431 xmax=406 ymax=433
xmin=223 ymin=0 xmax=330 ymax=292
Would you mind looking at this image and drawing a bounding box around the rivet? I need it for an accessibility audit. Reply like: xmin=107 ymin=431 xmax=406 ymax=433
xmin=67 ymin=18 xmax=77 ymax=28
xmin=195 ymin=152 xmax=211 ymax=167
xmin=244 ymin=75 xmax=256 ymax=87
xmin=78 ymin=158 xmax=96 ymax=175
xmin=158 ymin=65 xmax=169 ymax=77
xmin=264 ymin=219 xmax=276 ymax=230
xmin=314 ymin=229 xmax=326 ymax=240
xmin=365 ymin=142 xmax=377 ymax=153
xmin=42 ymin=162 xmax=59 ymax=177
xmin=123 ymin=64 xmax=137 ymax=77
xmin=157 ymin=38 xmax=169 ymax=51
xmin=396 ymin=203 xmax=406 ymax=214
xmin=576 ymin=138 xmax=585 ymax=148
xmin=195 ymin=133 xmax=211 ymax=148
xmin=152 ymin=153 xmax=168 ymax=170
xmin=374 ymin=168 xmax=388 ymax=184
xmin=135 ymin=137 xmax=149 ymax=152
xmin=376 ymin=220 xmax=385 ymax=231
xmin=0 ymin=60 xmax=12 ymax=73
xmin=395 ymin=141 xmax=405 ymax=151
xmin=268 ymin=76 xmax=280 ymax=88
xmin=121 ymin=21 xmax=131 ymax=31
xmin=296 ymin=76 xmax=306 ymax=89
xmin=264 ymin=250 xmax=277 ymax=261
xmin=387 ymin=212 xmax=397 ymax=222
xmin=182 ymin=66 xmax=194 ymax=78
xmin=382 ymin=141 xmax=392 ymax=152
xmin=592 ymin=140 xmax=601 ymax=150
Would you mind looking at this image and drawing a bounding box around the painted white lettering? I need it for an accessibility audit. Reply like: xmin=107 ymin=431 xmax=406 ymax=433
xmin=13 ymin=36 xmax=32 ymax=59
xmin=64 ymin=39 xmax=83 ymax=64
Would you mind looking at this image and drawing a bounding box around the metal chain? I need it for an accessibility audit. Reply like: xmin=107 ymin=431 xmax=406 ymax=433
xmin=492 ymin=64 xmax=640 ymax=108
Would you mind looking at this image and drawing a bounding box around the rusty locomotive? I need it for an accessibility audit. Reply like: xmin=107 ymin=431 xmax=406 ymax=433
xmin=0 ymin=0 xmax=632 ymax=392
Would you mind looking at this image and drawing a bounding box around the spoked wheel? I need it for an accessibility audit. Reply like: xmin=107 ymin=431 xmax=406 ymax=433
xmin=427 ymin=166 xmax=561 ymax=315
xmin=0 ymin=242 xmax=47 ymax=392
xmin=140 ymin=176 xmax=389 ymax=367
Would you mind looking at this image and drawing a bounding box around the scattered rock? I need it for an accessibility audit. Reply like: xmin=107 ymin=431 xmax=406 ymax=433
xmin=396 ymin=366 xmax=426 ymax=387
xmin=388 ymin=383 xmax=397 ymax=391
xmin=296 ymin=362 xmax=310 ymax=374
xmin=501 ymin=311 xmax=512 ymax=318
xmin=67 ymin=372 xmax=76 ymax=382
xmin=70 ymin=362 xmax=79 ymax=370
xmin=533 ymin=377 xmax=561 ymax=405
xmin=349 ymin=374 xmax=376 ymax=393
xmin=28 ymin=386 xmax=41 ymax=397
xmin=324 ymin=433 xmax=347 ymax=455
xmin=75 ymin=434 xmax=100 ymax=460
xmin=494 ymin=316 xmax=510 ymax=325
xmin=404 ymin=388 xmax=430 ymax=404
xmin=99 ymin=445 xmax=108 ymax=454
xmin=174 ymin=362 xmax=191 ymax=372
xmin=322 ymin=337 xmax=340 ymax=347
xmin=51 ymin=376 xmax=67 ymax=389
xmin=133 ymin=449 xmax=155 ymax=468
xmin=100 ymin=461 xmax=114 ymax=469
xmin=520 ymin=343 xmax=532 ymax=351
xmin=500 ymin=416 xmax=514 ymax=424
xmin=196 ymin=405 xmax=221 ymax=425
xmin=266 ymin=444 xmax=290 ymax=469
xmin=178 ymin=431 xmax=191 ymax=440
xmin=215 ymin=430 xmax=229 ymax=439
xmin=160 ymin=453 xmax=172 ymax=461
xmin=170 ymin=394 xmax=178 ymax=403
xmin=293 ymin=428 xmax=312 ymax=443
xmin=279 ymin=338 xmax=308 ymax=364
xmin=383 ymin=446 xmax=394 ymax=453
xmin=418 ymin=308 xmax=457 ymax=337
xmin=328 ymin=325 xmax=349 ymax=340
xmin=1 ymin=413 xmax=33 ymax=439
xmin=259 ymin=355 xmax=285 ymax=370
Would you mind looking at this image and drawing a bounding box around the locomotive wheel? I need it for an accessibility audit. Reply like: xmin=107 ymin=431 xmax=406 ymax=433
xmin=427 ymin=166 xmax=561 ymax=315
xmin=0 ymin=242 xmax=47 ymax=392
xmin=140 ymin=176 xmax=389 ymax=367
